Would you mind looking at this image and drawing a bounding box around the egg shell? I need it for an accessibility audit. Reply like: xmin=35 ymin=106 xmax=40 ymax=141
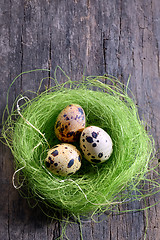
xmin=80 ymin=126 xmax=113 ymax=164
xmin=45 ymin=143 xmax=82 ymax=176
xmin=55 ymin=104 xmax=86 ymax=142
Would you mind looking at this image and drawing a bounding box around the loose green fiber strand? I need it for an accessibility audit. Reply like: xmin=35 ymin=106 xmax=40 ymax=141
xmin=1 ymin=68 xmax=160 ymax=224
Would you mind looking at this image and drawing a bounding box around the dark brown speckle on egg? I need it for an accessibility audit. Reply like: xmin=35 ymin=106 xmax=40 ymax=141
xmin=67 ymin=159 xmax=74 ymax=168
xmin=92 ymin=143 xmax=97 ymax=147
xmin=98 ymin=153 xmax=103 ymax=158
xmin=78 ymin=107 xmax=84 ymax=115
xmin=45 ymin=161 xmax=50 ymax=168
xmin=51 ymin=150 xmax=59 ymax=156
xmin=75 ymin=115 xmax=78 ymax=120
xmin=92 ymin=132 xmax=98 ymax=138
xmin=56 ymin=121 xmax=61 ymax=128
xmin=50 ymin=159 xmax=54 ymax=164
xmin=67 ymin=131 xmax=75 ymax=137
xmin=86 ymin=136 xmax=93 ymax=143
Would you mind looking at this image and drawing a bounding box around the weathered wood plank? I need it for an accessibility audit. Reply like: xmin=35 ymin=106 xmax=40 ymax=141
xmin=1 ymin=0 xmax=160 ymax=239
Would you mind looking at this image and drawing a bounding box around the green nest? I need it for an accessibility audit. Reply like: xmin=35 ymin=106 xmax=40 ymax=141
xmin=1 ymin=69 xmax=156 ymax=219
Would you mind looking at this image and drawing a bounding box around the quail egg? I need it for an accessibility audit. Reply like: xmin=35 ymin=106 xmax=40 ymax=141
xmin=80 ymin=126 xmax=113 ymax=164
xmin=55 ymin=104 xmax=86 ymax=142
xmin=45 ymin=143 xmax=82 ymax=176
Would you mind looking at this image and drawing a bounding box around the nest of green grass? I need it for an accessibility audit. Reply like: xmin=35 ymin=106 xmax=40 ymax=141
xmin=1 ymin=68 xmax=158 ymax=220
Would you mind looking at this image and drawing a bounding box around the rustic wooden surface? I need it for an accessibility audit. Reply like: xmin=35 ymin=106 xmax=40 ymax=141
xmin=1 ymin=0 xmax=160 ymax=239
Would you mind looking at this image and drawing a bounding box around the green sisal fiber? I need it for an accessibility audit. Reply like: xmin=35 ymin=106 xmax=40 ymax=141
xmin=1 ymin=70 xmax=158 ymax=219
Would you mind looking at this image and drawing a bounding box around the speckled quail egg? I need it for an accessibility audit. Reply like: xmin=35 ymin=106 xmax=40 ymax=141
xmin=55 ymin=104 xmax=86 ymax=142
xmin=45 ymin=143 xmax=82 ymax=176
xmin=80 ymin=126 xmax=113 ymax=164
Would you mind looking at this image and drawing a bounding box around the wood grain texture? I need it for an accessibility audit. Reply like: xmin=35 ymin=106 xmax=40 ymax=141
xmin=0 ymin=0 xmax=160 ymax=239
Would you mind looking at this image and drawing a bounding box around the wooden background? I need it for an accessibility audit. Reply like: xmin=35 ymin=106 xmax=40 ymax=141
xmin=1 ymin=0 xmax=160 ymax=239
